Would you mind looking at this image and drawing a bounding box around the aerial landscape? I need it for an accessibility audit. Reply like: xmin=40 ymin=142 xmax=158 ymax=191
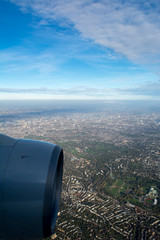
xmin=1 ymin=0 xmax=160 ymax=239
xmin=0 ymin=100 xmax=160 ymax=239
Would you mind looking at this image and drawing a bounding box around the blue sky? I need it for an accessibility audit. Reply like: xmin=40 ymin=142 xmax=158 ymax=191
xmin=0 ymin=0 xmax=160 ymax=100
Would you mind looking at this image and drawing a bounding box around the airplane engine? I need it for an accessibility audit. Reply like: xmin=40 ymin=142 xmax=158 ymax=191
xmin=0 ymin=134 xmax=63 ymax=240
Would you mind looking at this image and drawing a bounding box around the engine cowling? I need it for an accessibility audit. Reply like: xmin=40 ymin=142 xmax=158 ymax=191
xmin=0 ymin=134 xmax=63 ymax=240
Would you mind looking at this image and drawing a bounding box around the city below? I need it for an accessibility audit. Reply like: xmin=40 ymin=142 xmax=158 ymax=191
xmin=0 ymin=100 xmax=160 ymax=240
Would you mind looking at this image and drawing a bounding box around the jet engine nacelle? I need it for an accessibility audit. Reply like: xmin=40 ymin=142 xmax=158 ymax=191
xmin=0 ymin=134 xmax=63 ymax=240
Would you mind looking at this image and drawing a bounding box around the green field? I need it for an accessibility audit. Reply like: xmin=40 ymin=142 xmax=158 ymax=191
xmin=109 ymin=179 xmax=126 ymax=197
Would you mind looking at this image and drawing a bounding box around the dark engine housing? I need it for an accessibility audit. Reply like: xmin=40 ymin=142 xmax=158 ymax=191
xmin=0 ymin=134 xmax=63 ymax=240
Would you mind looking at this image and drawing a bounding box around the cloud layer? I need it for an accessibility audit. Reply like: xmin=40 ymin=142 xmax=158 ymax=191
xmin=10 ymin=0 xmax=160 ymax=63
xmin=1 ymin=80 xmax=160 ymax=99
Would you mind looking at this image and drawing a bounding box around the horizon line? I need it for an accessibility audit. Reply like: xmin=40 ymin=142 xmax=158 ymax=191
xmin=0 ymin=99 xmax=160 ymax=101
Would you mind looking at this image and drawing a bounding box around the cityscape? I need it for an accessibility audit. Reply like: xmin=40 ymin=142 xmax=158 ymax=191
xmin=0 ymin=100 xmax=160 ymax=239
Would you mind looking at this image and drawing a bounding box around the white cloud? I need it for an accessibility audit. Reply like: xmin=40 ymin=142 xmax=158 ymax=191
xmin=9 ymin=0 xmax=160 ymax=63
xmin=0 ymin=86 xmax=113 ymax=96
